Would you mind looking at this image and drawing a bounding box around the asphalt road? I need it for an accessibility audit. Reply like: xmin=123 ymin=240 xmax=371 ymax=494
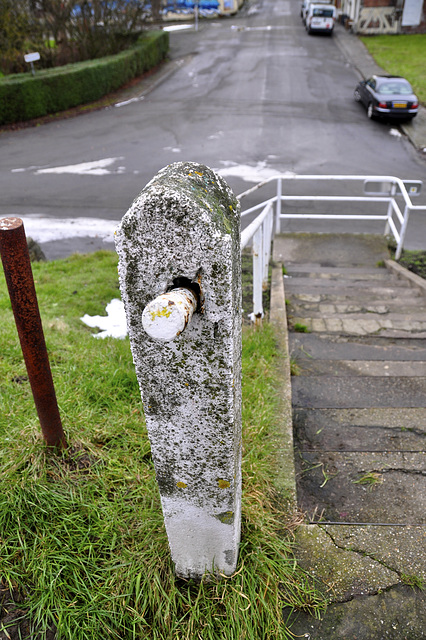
xmin=1 ymin=0 xmax=426 ymax=258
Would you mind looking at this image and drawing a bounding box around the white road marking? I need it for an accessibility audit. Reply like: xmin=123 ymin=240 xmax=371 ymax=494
xmin=12 ymin=157 xmax=125 ymax=176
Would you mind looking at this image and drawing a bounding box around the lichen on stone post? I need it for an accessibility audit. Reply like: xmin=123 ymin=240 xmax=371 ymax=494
xmin=115 ymin=162 xmax=242 ymax=579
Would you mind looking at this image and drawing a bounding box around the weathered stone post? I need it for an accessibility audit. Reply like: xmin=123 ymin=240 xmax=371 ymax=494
xmin=115 ymin=162 xmax=242 ymax=579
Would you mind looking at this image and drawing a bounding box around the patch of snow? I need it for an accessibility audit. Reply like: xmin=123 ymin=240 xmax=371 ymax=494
xmin=16 ymin=214 xmax=119 ymax=243
xmin=389 ymin=128 xmax=401 ymax=138
xmin=216 ymin=160 xmax=289 ymax=183
xmin=80 ymin=299 xmax=127 ymax=339
xmin=208 ymin=131 xmax=224 ymax=140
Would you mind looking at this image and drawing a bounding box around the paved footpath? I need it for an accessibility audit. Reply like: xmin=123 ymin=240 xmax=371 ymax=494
xmin=272 ymin=233 xmax=426 ymax=639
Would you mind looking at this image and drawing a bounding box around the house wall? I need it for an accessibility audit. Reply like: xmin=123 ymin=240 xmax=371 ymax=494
xmin=350 ymin=0 xmax=425 ymax=33
xmin=401 ymin=0 xmax=426 ymax=32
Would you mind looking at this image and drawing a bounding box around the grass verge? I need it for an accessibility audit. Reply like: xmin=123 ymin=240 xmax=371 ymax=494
xmin=0 ymin=251 xmax=325 ymax=640
xmin=387 ymin=238 xmax=426 ymax=280
xmin=397 ymin=249 xmax=426 ymax=280
xmin=359 ymin=34 xmax=426 ymax=104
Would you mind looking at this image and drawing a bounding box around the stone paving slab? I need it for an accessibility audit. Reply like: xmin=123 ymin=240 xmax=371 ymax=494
xmin=289 ymin=333 xmax=426 ymax=361
xmin=287 ymin=584 xmax=426 ymax=640
xmin=292 ymin=375 xmax=426 ymax=408
xmin=290 ymin=311 xmax=426 ymax=324
xmin=291 ymin=299 xmax=417 ymax=312
xmin=289 ymin=286 xmax=420 ymax=301
xmin=290 ymin=314 xmax=426 ymax=335
xmin=293 ymin=523 xmax=426 ymax=600
xmin=296 ymin=451 xmax=426 ymax=524
xmin=293 ymin=407 xmax=426 ymax=452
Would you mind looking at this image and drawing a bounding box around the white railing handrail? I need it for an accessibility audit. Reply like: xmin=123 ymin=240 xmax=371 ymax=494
xmin=241 ymin=201 xmax=273 ymax=250
xmin=237 ymin=174 xmax=424 ymax=210
xmin=239 ymin=174 xmax=426 ymax=320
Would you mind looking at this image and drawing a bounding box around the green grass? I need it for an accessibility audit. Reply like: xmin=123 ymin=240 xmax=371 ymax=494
xmin=0 ymin=251 xmax=325 ymax=639
xmin=293 ymin=323 xmax=310 ymax=334
xmin=387 ymin=238 xmax=426 ymax=280
xmin=397 ymin=249 xmax=426 ymax=280
xmin=360 ymin=34 xmax=426 ymax=104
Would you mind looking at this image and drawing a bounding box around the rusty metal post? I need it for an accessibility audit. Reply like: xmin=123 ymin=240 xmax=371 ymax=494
xmin=0 ymin=218 xmax=66 ymax=449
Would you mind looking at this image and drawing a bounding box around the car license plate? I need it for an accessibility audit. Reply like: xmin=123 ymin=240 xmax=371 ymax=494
xmin=393 ymin=102 xmax=407 ymax=108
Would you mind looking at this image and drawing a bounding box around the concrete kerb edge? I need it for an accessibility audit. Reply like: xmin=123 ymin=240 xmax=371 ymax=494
xmin=269 ymin=265 xmax=297 ymax=508
xmin=385 ymin=259 xmax=426 ymax=297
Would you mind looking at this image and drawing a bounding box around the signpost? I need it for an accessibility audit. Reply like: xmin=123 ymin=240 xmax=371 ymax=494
xmin=24 ymin=52 xmax=40 ymax=76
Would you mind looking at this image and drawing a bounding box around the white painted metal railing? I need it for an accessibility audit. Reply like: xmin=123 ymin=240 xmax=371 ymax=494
xmin=238 ymin=174 xmax=426 ymax=320
xmin=240 ymin=201 xmax=274 ymax=321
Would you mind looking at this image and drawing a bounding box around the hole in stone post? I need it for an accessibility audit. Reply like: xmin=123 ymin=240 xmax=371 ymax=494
xmin=214 ymin=323 xmax=220 ymax=340
xmin=171 ymin=277 xmax=202 ymax=312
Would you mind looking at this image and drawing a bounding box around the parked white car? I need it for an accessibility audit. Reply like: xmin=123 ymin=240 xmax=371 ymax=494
xmin=301 ymin=0 xmax=332 ymax=23
xmin=305 ymin=3 xmax=336 ymax=35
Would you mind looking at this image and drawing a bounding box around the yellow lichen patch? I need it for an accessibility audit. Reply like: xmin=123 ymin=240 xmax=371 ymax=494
xmin=217 ymin=479 xmax=230 ymax=489
xmin=149 ymin=307 xmax=172 ymax=320
xmin=176 ymin=481 xmax=187 ymax=489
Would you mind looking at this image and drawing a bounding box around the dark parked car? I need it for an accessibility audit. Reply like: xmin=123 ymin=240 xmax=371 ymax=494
xmin=354 ymin=75 xmax=419 ymax=121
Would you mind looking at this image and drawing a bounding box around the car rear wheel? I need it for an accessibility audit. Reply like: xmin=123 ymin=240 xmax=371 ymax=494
xmin=367 ymin=103 xmax=375 ymax=119
xmin=354 ymin=88 xmax=361 ymax=102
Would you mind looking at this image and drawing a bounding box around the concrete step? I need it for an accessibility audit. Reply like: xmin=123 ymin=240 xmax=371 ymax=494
xmin=295 ymin=451 xmax=426 ymax=525
xmin=286 ymin=268 xmax=391 ymax=280
xmin=284 ymin=276 xmax=411 ymax=291
xmin=294 ymin=359 xmax=426 ymax=377
xmin=289 ymin=287 xmax=420 ymax=302
xmin=276 ymin=234 xmax=426 ymax=632
xmin=285 ymin=264 xmax=389 ymax=276
xmin=289 ymin=314 xmax=426 ymax=336
xmin=292 ymin=376 xmax=426 ymax=408
xmin=289 ymin=333 xmax=426 ymax=361
xmin=273 ymin=233 xmax=391 ymax=267
xmin=289 ymin=299 xmax=424 ymax=314
xmin=293 ymin=407 xmax=426 ymax=452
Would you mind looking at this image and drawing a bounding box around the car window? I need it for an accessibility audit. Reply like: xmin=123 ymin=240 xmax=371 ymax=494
xmin=367 ymin=79 xmax=376 ymax=90
xmin=312 ymin=7 xmax=333 ymax=15
xmin=377 ymin=81 xmax=413 ymax=95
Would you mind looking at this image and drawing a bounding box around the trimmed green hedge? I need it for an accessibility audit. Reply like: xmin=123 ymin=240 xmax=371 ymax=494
xmin=0 ymin=30 xmax=169 ymax=125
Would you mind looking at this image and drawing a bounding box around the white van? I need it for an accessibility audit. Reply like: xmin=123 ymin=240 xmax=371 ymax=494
xmin=305 ymin=3 xmax=336 ymax=34
xmin=301 ymin=0 xmax=332 ymax=23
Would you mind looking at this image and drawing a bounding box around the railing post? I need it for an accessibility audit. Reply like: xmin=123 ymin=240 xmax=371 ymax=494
xmin=275 ymin=177 xmax=282 ymax=234
xmin=253 ymin=226 xmax=263 ymax=321
xmin=395 ymin=204 xmax=410 ymax=260
xmin=0 ymin=218 xmax=66 ymax=449
xmin=263 ymin=205 xmax=273 ymax=285
xmin=115 ymin=162 xmax=242 ymax=580
xmin=384 ymin=182 xmax=397 ymax=237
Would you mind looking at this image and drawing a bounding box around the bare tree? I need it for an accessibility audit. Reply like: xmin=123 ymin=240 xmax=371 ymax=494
xmin=0 ymin=0 xmax=45 ymax=73
xmin=151 ymin=0 xmax=163 ymax=21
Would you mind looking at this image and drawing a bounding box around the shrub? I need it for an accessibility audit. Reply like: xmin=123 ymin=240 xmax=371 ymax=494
xmin=0 ymin=31 xmax=169 ymax=125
